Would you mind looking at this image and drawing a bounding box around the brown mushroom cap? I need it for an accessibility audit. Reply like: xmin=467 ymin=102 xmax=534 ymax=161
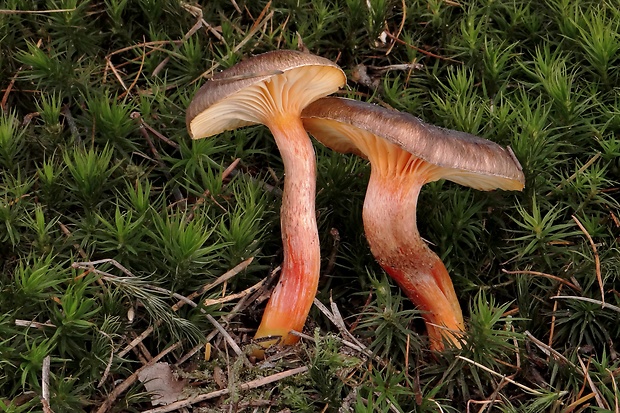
xmin=302 ymin=97 xmax=525 ymax=191
xmin=186 ymin=50 xmax=346 ymax=139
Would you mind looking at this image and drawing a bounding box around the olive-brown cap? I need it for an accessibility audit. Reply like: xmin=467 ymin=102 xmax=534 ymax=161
xmin=302 ymin=97 xmax=525 ymax=191
xmin=186 ymin=50 xmax=346 ymax=139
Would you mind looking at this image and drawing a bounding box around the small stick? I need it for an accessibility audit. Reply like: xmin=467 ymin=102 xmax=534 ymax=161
xmin=203 ymin=276 xmax=268 ymax=306
xmin=385 ymin=32 xmax=462 ymax=64
xmin=193 ymin=5 xmax=274 ymax=83
xmin=186 ymin=157 xmax=241 ymax=222
xmin=457 ymin=355 xmax=544 ymax=395
xmin=524 ymin=330 xmax=580 ymax=373
xmin=75 ymin=260 xmax=250 ymax=363
xmin=205 ymin=314 xmax=246 ymax=362
xmin=547 ymin=153 xmax=600 ymax=196
xmin=41 ymin=356 xmax=52 ymax=413
xmin=385 ymin=0 xmax=406 ymax=56
xmin=106 ymin=40 xmax=183 ymax=60
xmin=563 ymin=393 xmax=596 ymax=413
xmin=95 ymin=341 xmax=182 ymax=413
xmin=577 ymin=355 xmax=609 ymax=409
xmin=118 ymin=325 xmax=155 ymax=359
xmin=1 ymin=66 xmax=22 ymax=111
xmin=140 ymin=366 xmax=309 ymax=413
xmin=134 ymin=118 xmax=184 ymax=202
xmin=110 ymin=258 xmax=252 ymax=357
xmin=230 ymin=0 xmax=242 ymax=14
xmin=289 ymin=330 xmax=369 ymax=356
xmin=106 ymin=58 xmax=128 ymax=92
xmin=349 ymin=290 xmax=373 ymax=332
xmin=405 ymin=334 xmax=410 ymax=374
xmin=313 ymin=297 xmax=386 ymax=366
xmin=501 ymin=269 xmax=581 ymax=292
xmin=572 ymin=215 xmax=604 ymax=303
xmin=97 ymin=330 xmax=116 ymax=388
xmin=547 ymin=284 xmax=562 ymax=359
xmin=607 ymin=368 xmax=619 ymax=413
xmin=15 ymin=320 xmax=56 ymax=329
xmin=551 ymin=296 xmax=620 ymax=313
xmin=181 ymin=257 xmax=254 ymax=305
xmin=152 ymin=13 xmax=204 ymax=77
xmin=0 ymin=8 xmax=75 ymax=13
xmin=118 ymin=42 xmax=147 ymax=99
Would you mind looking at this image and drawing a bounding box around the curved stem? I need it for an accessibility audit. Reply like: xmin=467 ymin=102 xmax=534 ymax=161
xmin=362 ymin=169 xmax=464 ymax=350
xmin=254 ymin=114 xmax=320 ymax=349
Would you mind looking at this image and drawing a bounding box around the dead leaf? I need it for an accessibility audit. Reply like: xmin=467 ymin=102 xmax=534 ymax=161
xmin=137 ymin=362 xmax=186 ymax=406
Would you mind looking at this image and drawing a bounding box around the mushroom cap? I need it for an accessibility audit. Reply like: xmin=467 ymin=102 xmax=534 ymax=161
xmin=302 ymin=97 xmax=525 ymax=191
xmin=186 ymin=50 xmax=346 ymax=139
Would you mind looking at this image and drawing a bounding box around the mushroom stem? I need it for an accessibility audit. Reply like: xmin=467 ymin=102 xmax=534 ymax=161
xmin=362 ymin=167 xmax=464 ymax=350
xmin=254 ymin=114 xmax=320 ymax=348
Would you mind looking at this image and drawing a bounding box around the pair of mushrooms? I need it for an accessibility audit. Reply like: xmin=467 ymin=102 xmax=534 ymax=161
xmin=186 ymin=50 xmax=524 ymax=353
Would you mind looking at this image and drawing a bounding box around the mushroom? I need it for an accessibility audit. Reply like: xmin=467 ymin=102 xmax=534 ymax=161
xmin=301 ymin=97 xmax=525 ymax=350
xmin=186 ymin=51 xmax=346 ymax=350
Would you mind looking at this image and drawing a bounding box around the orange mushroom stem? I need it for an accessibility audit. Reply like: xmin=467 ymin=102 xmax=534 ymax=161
xmin=363 ymin=162 xmax=464 ymax=348
xmin=302 ymin=97 xmax=525 ymax=350
xmin=253 ymin=114 xmax=321 ymax=346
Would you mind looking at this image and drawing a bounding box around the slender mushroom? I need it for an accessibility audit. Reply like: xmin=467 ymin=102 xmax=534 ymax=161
xmin=186 ymin=51 xmax=346 ymax=350
xmin=301 ymin=97 xmax=525 ymax=350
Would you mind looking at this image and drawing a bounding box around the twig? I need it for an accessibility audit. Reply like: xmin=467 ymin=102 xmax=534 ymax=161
xmin=97 ymin=330 xmax=115 ymax=388
xmin=0 ymin=8 xmax=75 ymax=13
xmin=2 ymin=39 xmax=42 ymax=110
xmin=140 ymin=366 xmax=309 ymax=413
xmin=183 ymin=4 xmax=225 ymax=42
xmin=117 ymin=41 xmax=146 ymax=99
xmin=203 ymin=276 xmax=268 ymax=306
xmin=547 ymin=153 xmax=601 ymax=196
xmin=501 ymin=269 xmax=581 ymax=292
xmin=58 ymin=222 xmax=88 ymax=260
xmin=289 ymin=330 xmax=370 ymax=357
xmin=41 ymin=356 xmax=52 ymax=413
xmin=75 ymin=260 xmax=250 ymax=364
xmin=563 ymin=393 xmax=596 ymax=413
xmin=548 ymin=284 xmax=562 ymax=358
xmin=193 ymin=3 xmax=274 ymax=82
xmin=106 ymin=40 xmax=183 ymax=60
xmin=313 ymin=297 xmax=386 ymax=366
xmin=229 ymin=0 xmax=242 ymax=14
xmin=15 ymin=320 xmax=56 ymax=329
xmin=577 ymin=355 xmax=609 ymax=409
xmin=457 ymin=355 xmax=544 ymax=395
xmin=118 ymin=325 xmax=155 ymax=359
xmin=385 ymin=32 xmax=462 ymax=64
xmin=1 ymin=66 xmax=22 ymax=111
xmin=385 ymin=0 xmax=406 ymax=56
xmin=95 ymin=341 xmax=183 ymax=413
xmin=181 ymin=257 xmax=254 ymax=306
xmin=551 ymin=296 xmax=620 ymax=313
xmin=572 ymin=215 xmax=604 ymax=303
xmin=205 ymin=314 xmax=246 ymax=363
xmin=105 ymin=58 xmax=128 ymax=91
xmin=78 ymin=261 xmax=251 ymax=366
xmin=524 ymin=330 xmax=580 ymax=373
xmin=607 ymin=368 xmax=620 ymax=413
xmin=102 ymin=257 xmax=252 ymax=358
xmin=179 ymin=265 xmax=279 ymax=365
